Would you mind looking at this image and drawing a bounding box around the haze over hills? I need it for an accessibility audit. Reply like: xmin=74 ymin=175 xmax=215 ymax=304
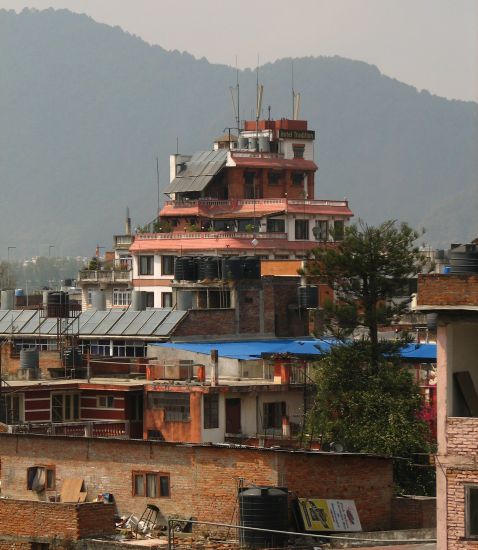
xmin=0 ymin=8 xmax=477 ymax=258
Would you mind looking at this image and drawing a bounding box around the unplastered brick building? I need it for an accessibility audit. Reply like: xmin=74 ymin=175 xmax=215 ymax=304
xmin=416 ymin=272 xmax=478 ymax=549
xmin=0 ymin=433 xmax=393 ymax=533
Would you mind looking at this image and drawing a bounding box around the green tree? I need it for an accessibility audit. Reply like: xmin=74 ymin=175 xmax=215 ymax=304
xmin=308 ymin=340 xmax=434 ymax=494
xmin=303 ymin=221 xmax=434 ymax=494
xmin=303 ymin=220 xmax=427 ymax=358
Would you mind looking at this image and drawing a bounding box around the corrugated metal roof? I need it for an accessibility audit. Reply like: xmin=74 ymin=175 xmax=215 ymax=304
xmin=0 ymin=308 xmax=188 ymax=339
xmin=165 ymin=150 xmax=227 ymax=193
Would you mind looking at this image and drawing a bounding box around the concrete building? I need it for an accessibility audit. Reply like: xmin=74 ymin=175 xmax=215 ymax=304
xmin=416 ymin=271 xmax=478 ymax=550
xmin=130 ymin=117 xmax=353 ymax=308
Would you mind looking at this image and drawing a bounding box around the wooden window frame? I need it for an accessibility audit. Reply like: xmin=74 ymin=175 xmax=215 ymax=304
xmin=203 ymin=393 xmax=219 ymax=429
xmin=97 ymin=395 xmax=115 ymax=409
xmin=465 ymin=484 xmax=478 ymax=539
xmin=27 ymin=465 xmax=56 ymax=491
xmin=132 ymin=471 xmax=170 ymax=498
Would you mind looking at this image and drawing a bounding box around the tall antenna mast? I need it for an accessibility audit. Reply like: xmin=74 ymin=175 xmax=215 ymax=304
xmin=156 ymin=156 xmax=160 ymax=220
xmin=291 ymin=60 xmax=294 ymax=119
xmin=236 ymin=55 xmax=240 ymax=131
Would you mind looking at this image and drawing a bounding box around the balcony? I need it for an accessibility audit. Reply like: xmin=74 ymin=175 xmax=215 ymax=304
xmin=78 ymin=269 xmax=132 ymax=283
xmin=114 ymin=234 xmax=134 ymax=249
xmin=136 ymin=231 xmax=288 ymax=241
xmin=8 ymin=420 xmax=130 ymax=438
xmin=162 ymin=197 xmax=349 ymax=210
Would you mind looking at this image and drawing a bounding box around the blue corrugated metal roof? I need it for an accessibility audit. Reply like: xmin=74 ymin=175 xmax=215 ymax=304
xmin=154 ymin=339 xmax=436 ymax=361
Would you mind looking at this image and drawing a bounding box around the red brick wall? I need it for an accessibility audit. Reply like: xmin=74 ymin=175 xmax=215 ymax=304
xmin=447 ymin=417 xmax=478 ymax=455
xmin=0 ymin=346 xmax=62 ymax=378
xmin=446 ymin=468 xmax=478 ymax=550
xmin=0 ymin=434 xmax=393 ymax=532
xmin=391 ymin=496 xmax=436 ymax=529
xmin=417 ymin=274 xmax=478 ymax=306
xmin=173 ymin=309 xmax=236 ymax=337
xmin=0 ymin=499 xmax=115 ymax=540
xmin=280 ymin=453 xmax=393 ymax=531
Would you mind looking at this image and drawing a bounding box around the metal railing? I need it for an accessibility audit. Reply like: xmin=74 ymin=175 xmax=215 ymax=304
xmin=9 ymin=420 xmax=130 ymax=438
xmin=162 ymin=198 xmax=348 ymax=209
xmin=136 ymin=231 xmax=288 ymax=241
xmin=78 ymin=269 xmax=132 ymax=282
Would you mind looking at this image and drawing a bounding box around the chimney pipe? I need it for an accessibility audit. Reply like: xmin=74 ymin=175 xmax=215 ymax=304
xmin=211 ymin=349 xmax=219 ymax=386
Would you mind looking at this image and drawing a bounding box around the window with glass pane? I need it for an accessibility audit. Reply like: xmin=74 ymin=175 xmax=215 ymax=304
xmin=146 ymin=474 xmax=158 ymax=497
xmin=292 ymin=145 xmax=305 ymax=159
xmin=133 ymin=472 xmax=170 ymax=498
xmin=295 ymin=220 xmax=309 ymax=240
xmin=204 ymin=394 xmax=219 ymax=429
xmin=314 ymin=220 xmax=329 ymax=241
xmin=1 ymin=393 xmax=23 ymax=424
xmin=161 ymin=255 xmax=175 ymax=276
xmin=113 ymin=288 xmax=131 ymax=306
xmin=134 ymin=474 xmax=145 ymax=496
xmin=161 ymin=292 xmax=173 ymax=308
xmin=139 ymin=255 xmax=154 ymax=275
xmin=467 ymin=486 xmax=478 ymax=538
xmin=334 ymin=220 xmax=345 ymax=241
xmin=263 ymin=402 xmax=286 ymax=430
xmin=51 ymin=393 xmax=80 ymax=422
xmin=292 ymin=172 xmax=304 ymax=185
xmin=266 ymin=218 xmax=285 ymax=233
xmin=268 ymin=171 xmax=281 ymax=185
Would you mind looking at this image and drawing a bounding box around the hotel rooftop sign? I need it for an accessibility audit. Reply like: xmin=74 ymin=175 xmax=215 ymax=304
xmin=278 ymin=129 xmax=315 ymax=140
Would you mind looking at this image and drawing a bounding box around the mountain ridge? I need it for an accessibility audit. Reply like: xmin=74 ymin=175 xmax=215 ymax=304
xmin=1 ymin=8 xmax=477 ymax=258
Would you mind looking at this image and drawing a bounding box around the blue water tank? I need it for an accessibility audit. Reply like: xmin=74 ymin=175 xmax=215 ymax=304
xmin=15 ymin=288 xmax=25 ymax=297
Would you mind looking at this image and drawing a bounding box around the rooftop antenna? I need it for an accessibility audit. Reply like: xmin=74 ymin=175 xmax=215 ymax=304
xmin=229 ymin=56 xmax=241 ymax=133
xmin=291 ymin=60 xmax=294 ymax=119
xmin=291 ymin=60 xmax=301 ymax=119
xmin=255 ymin=54 xmax=264 ymax=129
xmin=156 ymin=156 xmax=160 ymax=220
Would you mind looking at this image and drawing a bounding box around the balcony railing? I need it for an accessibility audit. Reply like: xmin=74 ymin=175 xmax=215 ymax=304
xmin=79 ymin=269 xmax=132 ymax=282
xmin=162 ymin=198 xmax=348 ymax=209
xmin=8 ymin=420 xmax=130 ymax=438
xmin=136 ymin=231 xmax=288 ymax=241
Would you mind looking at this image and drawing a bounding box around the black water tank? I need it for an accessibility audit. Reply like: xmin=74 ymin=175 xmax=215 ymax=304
xmin=63 ymin=346 xmax=83 ymax=368
xmin=298 ymin=285 xmax=319 ymax=308
xmin=46 ymin=291 xmax=70 ymax=318
xmin=222 ymin=257 xmax=243 ymax=280
xmin=243 ymin=257 xmax=261 ymax=279
xmin=239 ymin=487 xmax=288 ymax=548
xmin=449 ymin=244 xmax=478 ymax=273
xmin=174 ymin=256 xmax=196 ymax=281
xmin=198 ymin=256 xmax=221 ymax=280
xmin=427 ymin=313 xmax=438 ymax=331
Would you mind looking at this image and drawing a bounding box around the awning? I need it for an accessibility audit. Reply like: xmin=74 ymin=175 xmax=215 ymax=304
xmin=165 ymin=150 xmax=228 ymax=194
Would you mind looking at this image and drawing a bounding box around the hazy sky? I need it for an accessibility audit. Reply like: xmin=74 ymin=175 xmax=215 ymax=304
xmin=1 ymin=0 xmax=477 ymax=101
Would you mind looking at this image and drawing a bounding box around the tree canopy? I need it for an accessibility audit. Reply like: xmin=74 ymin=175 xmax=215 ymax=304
xmin=303 ymin=220 xmax=427 ymax=350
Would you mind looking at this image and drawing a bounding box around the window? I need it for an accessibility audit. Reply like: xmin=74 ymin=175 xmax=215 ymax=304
xmin=130 ymin=394 xmax=143 ymax=422
xmin=27 ymin=466 xmax=55 ymax=492
xmin=97 ymin=395 xmax=115 ymax=408
xmin=213 ymin=219 xmax=235 ymax=232
xmin=132 ymin=472 xmax=170 ymax=498
xmin=204 ymin=394 xmax=219 ymax=429
xmin=244 ymin=172 xmax=256 ymax=199
xmin=139 ymin=255 xmax=154 ymax=275
xmin=295 ymin=219 xmax=309 ymax=240
xmin=466 ymin=485 xmax=478 ymax=538
xmin=144 ymin=292 xmax=155 ymax=308
xmin=268 ymin=171 xmax=281 ymax=185
xmin=263 ymin=402 xmax=286 ymax=430
xmin=161 ymin=292 xmax=173 ymax=308
xmin=238 ymin=219 xmax=259 ymax=232
xmin=161 ymin=255 xmax=175 ymax=276
xmin=51 ymin=393 xmax=80 ymax=422
xmin=87 ymin=289 xmax=93 ymax=306
xmin=292 ymin=172 xmax=304 ymax=186
xmin=266 ymin=218 xmax=285 ymax=233
xmin=148 ymin=392 xmax=190 ymax=421
xmin=313 ymin=220 xmax=329 ymax=241
xmin=113 ymin=288 xmax=131 ymax=306
xmin=334 ymin=220 xmax=345 ymax=241
xmin=292 ymin=144 xmax=305 ymax=159
xmin=0 ymin=393 xmax=24 ymax=424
